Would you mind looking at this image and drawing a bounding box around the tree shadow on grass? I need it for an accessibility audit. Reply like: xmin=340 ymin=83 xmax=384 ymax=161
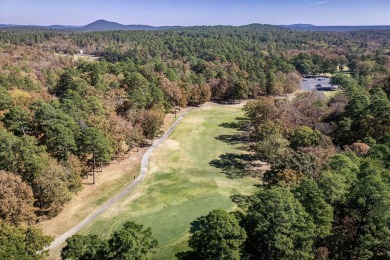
xmin=219 ymin=122 xmax=248 ymax=131
xmin=211 ymin=115 xmax=268 ymax=178
xmin=209 ymin=153 xmax=254 ymax=179
xmin=176 ymin=219 xmax=202 ymax=260
xmin=215 ymin=134 xmax=249 ymax=145
xmin=176 ymin=251 xmax=198 ymax=260
xmin=216 ymin=117 xmax=251 ymax=146
xmin=219 ymin=117 xmax=250 ymax=131
xmin=235 ymin=116 xmax=249 ymax=121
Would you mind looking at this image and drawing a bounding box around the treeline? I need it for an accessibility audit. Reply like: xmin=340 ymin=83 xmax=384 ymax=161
xmin=61 ymin=221 xmax=157 ymax=259
xmin=2 ymin=26 xmax=390 ymax=100
xmin=0 ymin=27 xmax=63 ymax=45
xmin=182 ymin=75 xmax=389 ymax=259
xmin=0 ymin=60 xmax=175 ymax=220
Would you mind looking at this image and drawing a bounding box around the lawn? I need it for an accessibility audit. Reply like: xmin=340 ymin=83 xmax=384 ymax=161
xmin=80 ymin=102 xmax=260 ymax=259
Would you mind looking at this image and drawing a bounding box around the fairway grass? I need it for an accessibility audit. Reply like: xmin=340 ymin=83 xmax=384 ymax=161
xmin=80 ymin=103 xmax=260 ymax=259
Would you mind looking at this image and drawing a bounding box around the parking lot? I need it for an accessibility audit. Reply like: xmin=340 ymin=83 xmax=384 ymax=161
xmin=300 ymin=77 xmax=339 ymax=91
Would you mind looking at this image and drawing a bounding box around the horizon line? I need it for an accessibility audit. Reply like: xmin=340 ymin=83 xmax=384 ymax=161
xmin=1 ymin=19 xmax=390 ymax=28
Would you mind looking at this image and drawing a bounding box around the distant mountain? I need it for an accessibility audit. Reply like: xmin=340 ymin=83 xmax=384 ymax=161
xmin=79 ymin=19 xmax=179 ymax=32
xmin=83 ymin=20 xmax=155 ymax=31
xmin=240 ymin=23 xmax=285 ymax=30
xmin=1 ymin=20 xmax=390 ymax=33
xmin=0 ymin=24 xmax=81 ymax=30
xmin=285 ymin=24 xmax=315 ymax=28
xmin=0 ymin=20 xmax=180 ymax=32
xmin=82 ymin=19 xmax=128 ymax=31
xmin=282 ymin=24 xmax=390 ymax=32
xmin=0 ymin=24 xmax=13 ymax=28
xmin=46 ymin=25 xmax=81 ymax=30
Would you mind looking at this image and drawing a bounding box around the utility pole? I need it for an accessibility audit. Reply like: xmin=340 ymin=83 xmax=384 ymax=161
xmin=92 ymin=149 xmax=96 ymax=185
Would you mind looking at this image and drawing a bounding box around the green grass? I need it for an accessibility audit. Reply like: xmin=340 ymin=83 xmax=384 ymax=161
xmin=322 ymin=89 xmax=343 ymax=100
xmin=92 ymin=167 xmax=140 ymax=207
xmin=80 ymin=103 xmax=260 ymax=259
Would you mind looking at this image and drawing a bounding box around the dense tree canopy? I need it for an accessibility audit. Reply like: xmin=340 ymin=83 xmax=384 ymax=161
xmin=0 ymin=171 xmax=36 ymax=226
xmin=188 ymin=210 xmax=246 ymax=260
xmin=61 ymin=221 xmax=157 ymax=260
xmin=0 ymin=221 xmax=52 ymax=260
xmin=244 ymin=187 xmax=316 ymax=260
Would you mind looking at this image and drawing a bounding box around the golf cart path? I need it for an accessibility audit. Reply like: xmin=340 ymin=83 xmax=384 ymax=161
xmin=47 ymin=107 xmax=194 ymax=251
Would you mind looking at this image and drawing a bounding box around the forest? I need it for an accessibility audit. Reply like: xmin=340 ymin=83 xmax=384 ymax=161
xmin=0 ymin=25 xmax=389 ymax=259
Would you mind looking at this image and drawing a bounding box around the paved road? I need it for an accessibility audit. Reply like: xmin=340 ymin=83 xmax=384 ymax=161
xmin=47 ymin=108 xmax=193 ymax=251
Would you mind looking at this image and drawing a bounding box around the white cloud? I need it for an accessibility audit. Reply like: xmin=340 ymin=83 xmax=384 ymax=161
xmin=312 ymin=1 xmax=328 ymax=4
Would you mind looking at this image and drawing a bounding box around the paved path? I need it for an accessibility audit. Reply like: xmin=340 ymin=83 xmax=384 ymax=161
xmin=47 ymin=108 xmax=193 ymax=251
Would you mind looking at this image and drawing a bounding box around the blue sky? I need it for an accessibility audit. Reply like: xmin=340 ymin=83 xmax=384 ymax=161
xmin=1 ymin=0 xmax=389 ymax=26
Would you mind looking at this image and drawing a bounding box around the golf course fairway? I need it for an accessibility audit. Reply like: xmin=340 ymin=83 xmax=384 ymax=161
xmin=80 ymin=102 xmax=260 ymax=259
